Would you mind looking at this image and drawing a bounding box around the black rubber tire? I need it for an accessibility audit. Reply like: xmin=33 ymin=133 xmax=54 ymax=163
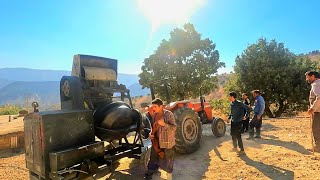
xmin=174 ymin=108 xmax=202 ymax=154
xmin=211 ymin=117 xmax=226 ymax=137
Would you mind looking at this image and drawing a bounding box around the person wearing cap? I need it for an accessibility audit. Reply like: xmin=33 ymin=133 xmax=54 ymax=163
xmin=247 ymin=90 xmax=265 ymax=139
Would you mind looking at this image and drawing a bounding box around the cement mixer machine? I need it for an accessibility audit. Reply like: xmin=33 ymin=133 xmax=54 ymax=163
xmin=24 ymin=55 xmax=151 ymax=180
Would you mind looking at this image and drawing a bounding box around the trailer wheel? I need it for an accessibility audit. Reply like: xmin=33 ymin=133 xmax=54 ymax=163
xmin=174 ymin=108 xmax=202 ymax=154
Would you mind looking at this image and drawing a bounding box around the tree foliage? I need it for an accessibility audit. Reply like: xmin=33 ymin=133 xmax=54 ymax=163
xmin=139 ymin=23 xmax=225 ymax=101
xmin=231 ymin=38 xmax=319 ymax=117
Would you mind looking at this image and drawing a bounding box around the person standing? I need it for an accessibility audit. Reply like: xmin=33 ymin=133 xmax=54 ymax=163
xmin=248 ymin=90 xmax=265 ymax=139
xmin=305 ymin=71 xmax=320 ymax=152
xmin=145 ymin=98 xmax=177 ymax=180
xmin=228 ymin=92 xmax=250 ymax=155
xmin=241 ymin=93 xmax=251 ymax=133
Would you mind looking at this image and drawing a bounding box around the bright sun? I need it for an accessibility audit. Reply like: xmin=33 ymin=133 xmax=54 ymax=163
xmin=137 ymin=0 xmax=206 ymax=32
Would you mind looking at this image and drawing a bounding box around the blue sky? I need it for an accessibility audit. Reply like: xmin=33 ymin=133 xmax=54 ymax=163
xmin=0 ymin=0 xmax=319 ymax=74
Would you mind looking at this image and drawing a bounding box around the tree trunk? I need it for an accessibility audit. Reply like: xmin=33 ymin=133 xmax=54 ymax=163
xmin=274 ymin=101 xmax=288 ymax=117
xmin=264 ymin=106 xmax=275 ymax=118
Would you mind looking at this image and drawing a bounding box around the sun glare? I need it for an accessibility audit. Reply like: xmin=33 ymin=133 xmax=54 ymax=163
xmin=137 ymin=0 xmax=206 ymax=32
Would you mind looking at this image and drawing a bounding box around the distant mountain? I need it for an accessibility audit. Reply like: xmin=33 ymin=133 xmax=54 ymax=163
xmin=0 ymin=68 xmax=148 ymax=107
xmin=127 ymin=83 xmax=150 ymax=97
xmin=0 ymin=78 xmax=12 ymax=89
xmin=0 ymin=68 xmax=139 ymax=87
xmin=0 ymin=81 xmax=60 ymax=108
xmin=0 ymin=68 xmax=70 ymax=82
xmin=117 ymin=73 xmax=140 ymax=87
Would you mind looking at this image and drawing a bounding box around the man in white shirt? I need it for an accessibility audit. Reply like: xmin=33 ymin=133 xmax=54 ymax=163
xmin=305 ymin=71 xmax=320 ymax=152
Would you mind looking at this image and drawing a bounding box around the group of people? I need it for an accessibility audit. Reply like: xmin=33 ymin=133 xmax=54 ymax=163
xmin=143 ymin=70 xmax=320 ymax=179
xmin=228 ymin=90 xmax=265 ymax=156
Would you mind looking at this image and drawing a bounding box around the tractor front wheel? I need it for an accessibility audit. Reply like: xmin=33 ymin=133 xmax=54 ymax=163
xmin=174 ymin=108 xmax=202 ymax=154
xmin=211 ymin=118 xmax=226 ymax=137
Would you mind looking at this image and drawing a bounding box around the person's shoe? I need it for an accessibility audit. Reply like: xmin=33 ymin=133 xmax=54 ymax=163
xmin=144 ymin=173 xmax=152 ymax=180
xmin=246 ymin=136 xmax=254 ymax=140
xmin=230 ymin=147 xmax=238 ymax=152
xmin=254 ymin=128 xmax=261 ymax=138
xmin=144 ymin=175 xmax=152 ymax=180
xmin=152 ymin=169 xmax=161 ymax=176
xmin=237 ymin=150 xmax=246 ymax=156
xmin=167 ymin=173 xmax=173 ymax=180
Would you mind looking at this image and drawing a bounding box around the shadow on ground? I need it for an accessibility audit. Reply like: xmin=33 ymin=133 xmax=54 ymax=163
xmin=97 ymin=124 xmax=230 ymax=180
xmin=0 ymin=148 xmax=24 ymax=158
xmin=240 ymin=155 xmax=294 ymax=180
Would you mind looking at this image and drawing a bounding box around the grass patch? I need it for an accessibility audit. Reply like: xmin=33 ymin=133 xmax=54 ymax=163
xmin=0 ymin=105 xmax=23 ymax=115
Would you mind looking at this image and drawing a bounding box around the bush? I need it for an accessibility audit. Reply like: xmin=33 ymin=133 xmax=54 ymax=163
xmin=210 ymin=98 xmax=230 ymax=116
xmin=0 ymin=105 xmax=23 ymax=115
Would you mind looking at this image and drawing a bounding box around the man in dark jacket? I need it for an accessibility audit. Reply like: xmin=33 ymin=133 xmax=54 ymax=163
xmin=241 ymin=93 xmax=250 ymax=133
xmin=228 ymin=92 xmax=250 ymax=155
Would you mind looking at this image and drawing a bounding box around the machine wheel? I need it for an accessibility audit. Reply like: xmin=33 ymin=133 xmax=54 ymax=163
xmin=60 ymin=76 xmax=84 ymax=110
xmin=211 ymin=118 xmax=226 ymax=137
xmin=174 ymin=108 xmax=202 ymax=154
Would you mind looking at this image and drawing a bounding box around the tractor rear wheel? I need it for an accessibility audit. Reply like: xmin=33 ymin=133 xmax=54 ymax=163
xmin=174 ymin=108 xmax=202 ymax=154
xmin=211 ymin=118 xmax=226 ymax=137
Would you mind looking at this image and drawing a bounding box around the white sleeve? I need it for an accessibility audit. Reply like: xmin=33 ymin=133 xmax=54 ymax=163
xmin=311 ymin=83 xmax=320 ymax=110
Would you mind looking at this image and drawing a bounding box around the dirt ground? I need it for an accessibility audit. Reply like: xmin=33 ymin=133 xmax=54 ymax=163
xmin=1 ymin=116 xmax=320 ymax=180
xmin=0 ymin=115 xmax=23 ymax=134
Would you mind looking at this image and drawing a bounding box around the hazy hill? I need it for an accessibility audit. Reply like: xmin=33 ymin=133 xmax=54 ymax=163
xmin=0 ymin=68 xmax=140 ymax=86
xmin=0 ymin=78 xmax=12 ymax=89
xmin=0 ymin=68 xmax=148 ymax=107
xmin=0 ymin=81 xmax=60 ymax=109
xmin=0 ymin=68 xmax=70 ymax=82
xmin=127 ymin=83 xmax=150 ymax=97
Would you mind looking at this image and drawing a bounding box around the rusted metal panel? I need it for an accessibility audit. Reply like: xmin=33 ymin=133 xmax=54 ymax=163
xmin=71 ymin=54 xmax=118 ymax=78
xmin=24 ymin=113 xmax=43 ymax=176
xmin=24 ymin=110 xmax=95 ymax=179
xmin=83 ymin=66 xmax=116 ymax=81
xmin=49 ymin=141 xmax=104 ymax=172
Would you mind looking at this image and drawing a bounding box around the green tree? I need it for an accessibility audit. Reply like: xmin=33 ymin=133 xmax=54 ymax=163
xmin=232 ymin=38 xmax=319 ymax=117
xmin=0 ymin=105 xmax=23 ymax=115
xmin=139 ymin=23 xmax=225 ymax=101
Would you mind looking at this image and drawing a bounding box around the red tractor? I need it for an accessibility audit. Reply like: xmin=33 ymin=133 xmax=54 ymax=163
xmin=145 ymin=81 xmax=226 ymax=154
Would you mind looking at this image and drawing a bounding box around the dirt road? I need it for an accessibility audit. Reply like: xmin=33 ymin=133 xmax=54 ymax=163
xmin=1 ymin=117 xmax=320 ymax=180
